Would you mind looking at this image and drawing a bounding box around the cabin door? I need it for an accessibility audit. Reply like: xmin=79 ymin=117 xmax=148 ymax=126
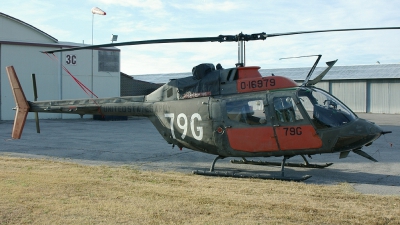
xmin=212 ymin=96 xmax=280 ymax=155
xmin=268 ymin=92 xmax=322 ymax=150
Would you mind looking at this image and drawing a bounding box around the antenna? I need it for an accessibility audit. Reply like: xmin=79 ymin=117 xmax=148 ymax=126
xmin=280 ymin=55 xmax=322 ymax=86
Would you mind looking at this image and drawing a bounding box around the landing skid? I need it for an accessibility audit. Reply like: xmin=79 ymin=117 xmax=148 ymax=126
xmin=191 ymin=155 xmax=312 ymax=182
xmin=192 ymin=170 xmax=312 ymax=182
xmin=231 ymin=157 xmax=333 ymax=169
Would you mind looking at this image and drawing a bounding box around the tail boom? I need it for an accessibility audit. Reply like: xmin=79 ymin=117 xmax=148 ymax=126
xmin=6 ymin=65 xmax=152 ymax=139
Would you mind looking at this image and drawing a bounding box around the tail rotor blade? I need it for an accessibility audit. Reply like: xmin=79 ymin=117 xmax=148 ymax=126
xmin=32 ymin=74 xmax=40 ymax=133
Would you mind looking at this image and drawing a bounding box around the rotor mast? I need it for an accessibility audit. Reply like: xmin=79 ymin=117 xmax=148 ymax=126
xmin=236 ymin=32 xmax=267 ymax=67
xmin=237 ymin=40 xmax=245 ymax=67
xmin=237 ymin=34 xmax=245 ymax=67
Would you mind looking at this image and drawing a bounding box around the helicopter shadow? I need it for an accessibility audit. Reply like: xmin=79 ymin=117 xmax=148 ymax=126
xmin=148 ymin=152 xmax=400 ymax=189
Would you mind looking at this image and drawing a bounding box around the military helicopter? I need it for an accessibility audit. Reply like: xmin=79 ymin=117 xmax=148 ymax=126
xmin=7 ymin=27 xmax=396 ymax=181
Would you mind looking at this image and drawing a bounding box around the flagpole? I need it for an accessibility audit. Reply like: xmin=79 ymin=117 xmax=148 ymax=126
xmin=91 ymin=7 xmax=106 ymax=98
xmin=91 ymin=13 xmax=94 ymax=98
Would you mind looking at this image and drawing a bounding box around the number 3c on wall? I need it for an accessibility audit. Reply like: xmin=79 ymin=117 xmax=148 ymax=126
xmin=66 ymin=55 xmax=77 ymax=65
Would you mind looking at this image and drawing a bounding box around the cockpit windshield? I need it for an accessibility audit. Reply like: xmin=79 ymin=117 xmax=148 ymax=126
xmin=297 ymin=87 xmax=357 ymax=128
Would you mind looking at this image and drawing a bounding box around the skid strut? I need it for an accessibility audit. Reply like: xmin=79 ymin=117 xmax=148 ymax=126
xmin=192 ymin=155 xmax=312 ymax=182
xmin=281 ymin=156 xmax=287 ymax=177
xmin=231 ymin=155 xmax=333 ymax=168
xmin=210 ymin=155 xmax=224 ymax=172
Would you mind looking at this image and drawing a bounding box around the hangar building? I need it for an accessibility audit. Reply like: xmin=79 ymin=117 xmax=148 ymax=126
xmin=0 ymin=12 xmax=120 ymax=120
xmin=120 ymin=72 xmax=161 ymax=96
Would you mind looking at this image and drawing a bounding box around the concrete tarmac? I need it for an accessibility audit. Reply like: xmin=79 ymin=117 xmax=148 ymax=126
xmin=1 ymin=113 xmax=399 ymax=195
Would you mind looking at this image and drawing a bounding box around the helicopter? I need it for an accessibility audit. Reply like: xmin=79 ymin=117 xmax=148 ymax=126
xmin=6 ymin=27 xmax=396 ymax=181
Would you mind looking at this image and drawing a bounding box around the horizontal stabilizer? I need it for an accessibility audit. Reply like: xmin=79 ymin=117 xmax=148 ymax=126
xmin=6 ymin=66 xmax=30 ymax=139
xmin=353 ymin=149 xmax=378 ymax=162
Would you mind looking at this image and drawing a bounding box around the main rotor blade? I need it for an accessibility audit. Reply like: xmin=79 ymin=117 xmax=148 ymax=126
xmin=265 ymin=27 xmax=400 ymax=38
xmin=43 ymin=27 xmax=400 ymax=54
xmin=43 ymin=36 xmax=231 ymax=54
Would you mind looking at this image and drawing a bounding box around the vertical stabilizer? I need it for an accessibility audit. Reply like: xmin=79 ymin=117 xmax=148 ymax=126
xmin=6 ymin=66 xmax=30 ymax=139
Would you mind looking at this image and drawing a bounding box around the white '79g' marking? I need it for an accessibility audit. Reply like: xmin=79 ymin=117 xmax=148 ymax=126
xmin=164 ymin=113 xmax=203 ymax=141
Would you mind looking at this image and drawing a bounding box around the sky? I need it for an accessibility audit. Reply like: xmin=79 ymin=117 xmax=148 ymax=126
xmin=2 ymin=0 xmax=400 ymax=75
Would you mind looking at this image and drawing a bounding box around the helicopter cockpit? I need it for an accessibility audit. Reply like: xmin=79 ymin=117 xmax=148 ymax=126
xmin=273 ymin=96 xmax=303 ymax=123
xmin=297 ymin=87 xmax=357 ymax=128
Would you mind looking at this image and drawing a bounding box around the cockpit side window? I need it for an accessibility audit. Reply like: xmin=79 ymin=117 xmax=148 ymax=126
xmin=297 ymin=87 xmax=356 ymax=128
xmin=273 ymin=96 xmax=303 ymax=123
xmin=226 ymin=99 xmax=266 ymax=125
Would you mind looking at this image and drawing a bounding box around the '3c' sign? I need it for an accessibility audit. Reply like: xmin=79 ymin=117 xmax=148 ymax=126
xmin=66 ymin=55 xmax=77 ymax=65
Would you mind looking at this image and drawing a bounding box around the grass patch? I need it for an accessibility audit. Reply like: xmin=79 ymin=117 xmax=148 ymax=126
xmin=0 ymin=156 xmax=399 ymax=224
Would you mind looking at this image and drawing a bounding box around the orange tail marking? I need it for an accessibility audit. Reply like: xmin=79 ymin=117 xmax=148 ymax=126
xmin=6 ymin=66 xmax=30 ymax=139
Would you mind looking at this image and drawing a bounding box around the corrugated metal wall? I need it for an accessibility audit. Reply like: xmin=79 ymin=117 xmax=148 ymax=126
xmin=369 ymin=79 xmax=400 ymax=114
xmin=307 ymin=79 xmax=400 ymax=114
xmin=314 ymin=82 xmax=329 ymax=91
xmin=331 ymin=81 xmax=366 ymax=113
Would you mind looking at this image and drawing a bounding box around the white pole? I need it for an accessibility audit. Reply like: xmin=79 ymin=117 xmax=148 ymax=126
xmin=91 ymin=13 xmax=94 ymax=98
xmin=59 ymin=51 xmax=63 ymax=118
xmin=90 ymin=7 xmax=106 ymax=98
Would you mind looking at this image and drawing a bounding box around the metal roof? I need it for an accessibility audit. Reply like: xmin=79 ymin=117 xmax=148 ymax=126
xmin=134 ymin=63 xmax=400 ymax=83
xmin=0 ymin=13 xmax=120 ymax=51
xmin=134 ymin=73 xmax=189 ymax=84
xmin=261 ymin=63 xmax=400 ymax=81
xmin=0 ymin=12 xmax=58 ymax=42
